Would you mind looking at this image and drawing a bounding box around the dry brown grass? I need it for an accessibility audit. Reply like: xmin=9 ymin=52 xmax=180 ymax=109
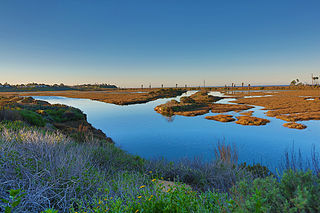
xmin=239 ymin=111 xmax=253 ymax=116
xmin=214 ymin=142 xmax=238 ymax=165
xmin=235 ymin=116 xmax=270 ymax=126
xmin=205 ymin=114 xmax=235 ymax=122
xmin=155 ymin=91 xmax=254 ymax=117
xmin=173 ymin=107 xmax=211 ymax=116
xmin=275 ymin=112 xmax=320 ymax=122
xmin=233 ymin=90 xmax=320 ymax=125
xmin=0 ymin=88 xmax=186 ymax=105
xmin=283 ymin=122 xmax=307 ymax=129
xmin=210 ymin=104 xmax=253 ymax=113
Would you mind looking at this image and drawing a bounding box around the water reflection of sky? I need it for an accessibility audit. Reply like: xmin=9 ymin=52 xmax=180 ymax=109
xmin=33 ymin=92 xmax=320 ymax=168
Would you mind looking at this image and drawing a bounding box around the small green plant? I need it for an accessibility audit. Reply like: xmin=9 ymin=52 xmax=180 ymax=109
xmin=1 ymin=189 xmax=26 ymax=213
xmin=41 ymin=208 xmax=59 ymax=213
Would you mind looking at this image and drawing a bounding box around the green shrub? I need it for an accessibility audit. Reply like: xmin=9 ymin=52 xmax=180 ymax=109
xmin=91 ymin=144 xmax=145 ymax=172
xmin=45 ymin=108 xmax=84 ymax=123
xmin=230 ymin=170 xmax=320 ymax=212
xmin=2 ymin=121 xmax=320 ymax=212
xmin=0 ymin=120 xmax=28 ymax=131
xmin=240 ymin=162 xmax=273 ymax=178
xmin=1 ymin=189 xmax=26 ymax=213
xmin=279 ymin=170 xmax=320 ymax=212
xmin=70 ymin=177 xmax=233 ymax=213
xmin=19 ymin=109 xmax=45 ymax=127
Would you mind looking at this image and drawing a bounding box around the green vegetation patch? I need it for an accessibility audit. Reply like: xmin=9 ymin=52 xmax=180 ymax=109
xmin=19 ymin=109 xmax=46 ymax=127
xmin=45 ymin=107 xmax=84 ymax=123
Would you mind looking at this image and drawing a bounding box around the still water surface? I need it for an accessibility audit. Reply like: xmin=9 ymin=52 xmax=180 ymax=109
xmin=34 ymin=91 xmax=320 ymax=168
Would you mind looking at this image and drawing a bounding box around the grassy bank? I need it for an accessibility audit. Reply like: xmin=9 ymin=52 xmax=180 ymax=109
xmin=1 ymin=88 xmax=187 ymax=106
xmin=0 ymin=96 xmax=112 ymax=142
xmin=1 ymin=121 xmax=320 ymax=212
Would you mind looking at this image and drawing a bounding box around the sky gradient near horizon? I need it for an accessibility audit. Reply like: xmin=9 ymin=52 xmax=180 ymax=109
xmin=1 ymin=0 xmax=320 ymax=87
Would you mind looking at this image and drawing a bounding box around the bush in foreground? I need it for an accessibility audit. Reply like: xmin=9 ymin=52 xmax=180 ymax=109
xmin=1 ymin=121 xmax=320 ymax=212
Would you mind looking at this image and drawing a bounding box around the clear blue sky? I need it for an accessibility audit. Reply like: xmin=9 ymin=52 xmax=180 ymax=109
xmin=0 ymin=0 xmax=319 ymax=87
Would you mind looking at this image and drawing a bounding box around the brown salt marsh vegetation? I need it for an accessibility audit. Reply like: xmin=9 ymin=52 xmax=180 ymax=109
xmin=0 ymin=88 xmax=187 ymax=105
xmin=210 ymin=104 xmax=253 ymax=113
xmin=205 ymin=114 xmax=235 ymax=122
xmin=154 ymin=91 xmax=223 ymax=116
xmin=205 ymin=114 xmax=270 ymax=126
xmin=239 ymin=111 xmax=253 ymax=116
xmin=3 ymin=87 xmax=320 ymax=130
xmin=283 ymin=122 xmax=307 ymax=129
xmin=232 ymin=89 xmax=320 ymax=128
xmin=155 ymin=91 xmax=258 ymax=124
xmin=235 ymin=116 xmax=270 ymax=126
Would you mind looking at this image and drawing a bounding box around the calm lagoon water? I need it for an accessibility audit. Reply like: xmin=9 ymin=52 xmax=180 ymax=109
xmin=33 ymin=91 xmax=320 ymax=168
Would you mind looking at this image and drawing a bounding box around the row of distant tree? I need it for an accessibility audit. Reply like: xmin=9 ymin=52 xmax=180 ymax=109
xmin=74 ymin=83 xmax=117 ymax=90
xmin=0 ymin=83 xmax=117 ymax=92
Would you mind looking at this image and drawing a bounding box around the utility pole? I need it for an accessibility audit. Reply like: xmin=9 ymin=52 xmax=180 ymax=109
xmin=203 ymin=80 xmax=206 ymax=88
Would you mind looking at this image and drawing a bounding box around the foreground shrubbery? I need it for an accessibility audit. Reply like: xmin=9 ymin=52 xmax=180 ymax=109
xmin=0 ymin=121 xmax=320 ymax=212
